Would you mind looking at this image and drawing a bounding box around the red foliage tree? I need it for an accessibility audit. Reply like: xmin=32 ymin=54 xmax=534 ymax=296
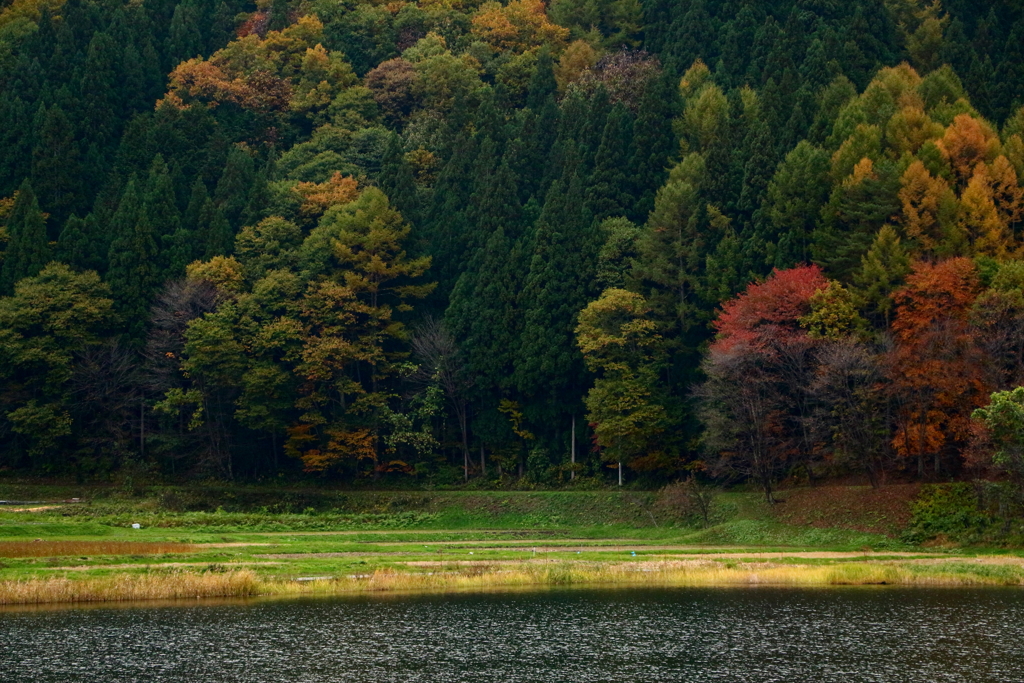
xmin=711 ymin=264 xmax=829 ymax=354
xmin=701 ymin=266 xmax=830 ymax=501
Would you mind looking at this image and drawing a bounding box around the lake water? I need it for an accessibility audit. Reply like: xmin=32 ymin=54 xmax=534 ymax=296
xmin=2 ymin=587 xmax=1023 ymax=682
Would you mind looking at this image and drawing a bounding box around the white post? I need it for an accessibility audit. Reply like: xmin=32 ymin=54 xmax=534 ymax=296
xmin=618 ymin=461 xmax=622 ymax=487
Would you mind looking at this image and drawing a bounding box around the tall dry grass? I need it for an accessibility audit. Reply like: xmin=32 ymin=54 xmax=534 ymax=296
xmin=265 ymin=560 xmax=1024 ymax=597
xmin=0 ymin=570 xmax=261 ymax=605
xmin=0 ymin=541 xmax=196 ymax=558
xmin=2 ymin=560 xmax=1020 ymax=606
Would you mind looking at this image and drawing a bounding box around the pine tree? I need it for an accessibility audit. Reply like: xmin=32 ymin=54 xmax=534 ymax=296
xmin=515 ymin=151 xmax=597 ymax=428
xmin=213 ymin=146 xmax=255 ymax=230
xmin=1 ymin=181 xmax=51 ymax=294
xmin=378 ymin=134 xmax=419 ymax=226
xmin=208 ymin=2 xmax=237 ymax=56
xmin=200 ymin=199 xmax=234 ymax=259
xmin=762 ymin=141 xmax=831 ymax=268
xmin=585 ymin=102 xmax=634 ymax=221
xmin=164 ymin=227 xmax=198 ymax=278
xmin=56 ymin=214 xmax=105 ymax=273
xmin=424 ymin=134 xmax=476 ymax=299
xmin=526 ymin=45 xmax=557 ymax=111
xmin=184 ymin=177 xmax=210 ymax=235
xmin=0 ymin=93 xmax=33 ymax=198
xmin=144 ymin=154 xmax=181 ymax=242
xmin=241 ymin=162 xmax=271 ymax=228
xmin=737 ymin=118 xmax=777 ymax=218
xmin=77 ymin=31 xmax=122 ymax=153
xmin=853 ymin=224 xmax=911 ymax=326
xmin=471 ymin=157 xmax=525 ymax=247
xmin=144 ymin=154 xmax=183 ymax=279
xmin=166 ymin=3 xmax=202 ymax=68
xmin=106 ymin=176 xmax=159 ymax=339
xmin=812 ymin=159 xmax=902 ymax=280
xmin=628 ymin=70 xmax=678 ymax=222
xmin=668 ymin=0 xmax=715 ymax=71
xmin=579 ymin=87 xmax=611 ymax=177
xmin=507 ymin=98 xmax=559 ymax=206
xmin=30 ymin=104 xmax=83 ymax=230
xmin=445 ymin=226 xmax=522 ymax=399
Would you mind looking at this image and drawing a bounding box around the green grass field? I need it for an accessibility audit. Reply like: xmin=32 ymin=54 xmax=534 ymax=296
xmin=2 ymin=482 xmax=1023 ymax=605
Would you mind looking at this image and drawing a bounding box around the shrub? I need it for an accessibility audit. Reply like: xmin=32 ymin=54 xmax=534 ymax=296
xmin=903 ymin=483 xmax=993 ymax=543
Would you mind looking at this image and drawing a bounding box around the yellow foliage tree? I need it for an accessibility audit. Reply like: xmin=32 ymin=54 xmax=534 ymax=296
xmin=554 ymin=39 xmax=598 ymax=93
xmin=959 ymin=165 xmax=1011 ymax=258
xmin=899 ymin=159 xmax=955 ymax=253
xmin=471 ymin=0 xmax=569 ymax=52
xmin=987 ymin=155 xmax=1024 ymax=238
xmin=886 ymin=105 xmax=944 ymax=156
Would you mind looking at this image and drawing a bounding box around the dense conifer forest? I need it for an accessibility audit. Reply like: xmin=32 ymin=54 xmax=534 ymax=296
xmin=4 ymin=0 xmax=1024 ymax=495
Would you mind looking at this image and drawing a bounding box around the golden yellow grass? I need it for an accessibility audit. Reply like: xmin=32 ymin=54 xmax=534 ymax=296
xmin=0 ymin=570 xmax=261 ymax=604
xmin=3 ymin=560 xmax=1023 ymax=606
xmin=0 ymin=541 xmax=196 ymax=558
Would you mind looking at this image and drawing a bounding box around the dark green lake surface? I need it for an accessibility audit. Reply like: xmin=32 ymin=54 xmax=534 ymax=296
xmin=2 ymin=587 xmax=1022 ymax=682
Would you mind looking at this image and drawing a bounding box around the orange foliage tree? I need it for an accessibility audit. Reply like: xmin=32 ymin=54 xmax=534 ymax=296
xmin=293 ymin=172 xmax=359 ymax=219
xmin=936 ymin=114 xmax=1002 ymax=186
xmin=160 ymin=16 xmax=356 ymax=129
xmin=889 ymin=257 xmax=990 ymax=476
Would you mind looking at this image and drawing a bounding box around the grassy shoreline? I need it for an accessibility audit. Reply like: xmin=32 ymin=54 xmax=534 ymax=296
xmin=3 ymin=559 xmax=1024 ymax=606
xmin=2 ymin=484 xmax=1022 ymax=606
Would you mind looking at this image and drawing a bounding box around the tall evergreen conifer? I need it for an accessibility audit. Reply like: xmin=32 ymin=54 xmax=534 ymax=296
xmin=1 ymin=181 xmax=51 ymax=294
xmin=214 ymin=146 xmax=255 ymax=229
xmin=31 ymin=105 xmax=83 ymax=231
xmin=56 ymin=214 xmax=104 ymax=273
xmin=516 ymin=148 xmax=597 ymax=427
xmin=586 ymin=103 xmax=634 ymax=221
xmin=106 ymin=177 xmax=159 ymax=339
xmin=629 ymin=70 xmax=678 ymax=222
xmin=379 ymin=134 xmax=419 ymax=226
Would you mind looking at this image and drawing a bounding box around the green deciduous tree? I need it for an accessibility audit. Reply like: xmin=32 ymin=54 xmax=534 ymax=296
xmin=576 ymin=288 xmax=667 ymax=483
xmin=0 ymin=264 xmax=114 ymax=466
xmin=972 ymin=387 xmax=1024 ymax=485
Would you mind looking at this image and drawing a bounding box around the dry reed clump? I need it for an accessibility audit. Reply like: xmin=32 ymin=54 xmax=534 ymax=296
xmin=0 ymin=570 xmax=261 ymax=605
xmin=0 ymin=541 xmax=196 ymax=558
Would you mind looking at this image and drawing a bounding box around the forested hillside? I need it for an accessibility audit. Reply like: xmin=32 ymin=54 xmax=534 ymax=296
xmin=4 ymin=0 xmax=1024 ymax=494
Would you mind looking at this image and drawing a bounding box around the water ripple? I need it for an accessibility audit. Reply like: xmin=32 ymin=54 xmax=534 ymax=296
xmin=2 ymin=587 xmax=1022 ymax=682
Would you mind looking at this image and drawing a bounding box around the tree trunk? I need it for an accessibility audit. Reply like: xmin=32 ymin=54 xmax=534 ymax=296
xmin=139 ymin=398 xmax=145 ymax=458
xmin=570 ymin=417 xmax=576 ymax=481
xmin=866 ymin=462 xmax=879 ymax=489
xmin=457 ymin=400 xmax=470 ymax=478
xmin=618 ymin=461 xmax=622 ymax=487
xmin=480 ymin=443 xmax=486 ymax=477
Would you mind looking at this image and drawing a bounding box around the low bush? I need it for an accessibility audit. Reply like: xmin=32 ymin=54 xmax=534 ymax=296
xmin=903 ymin=484 xmax=993 ymax=543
